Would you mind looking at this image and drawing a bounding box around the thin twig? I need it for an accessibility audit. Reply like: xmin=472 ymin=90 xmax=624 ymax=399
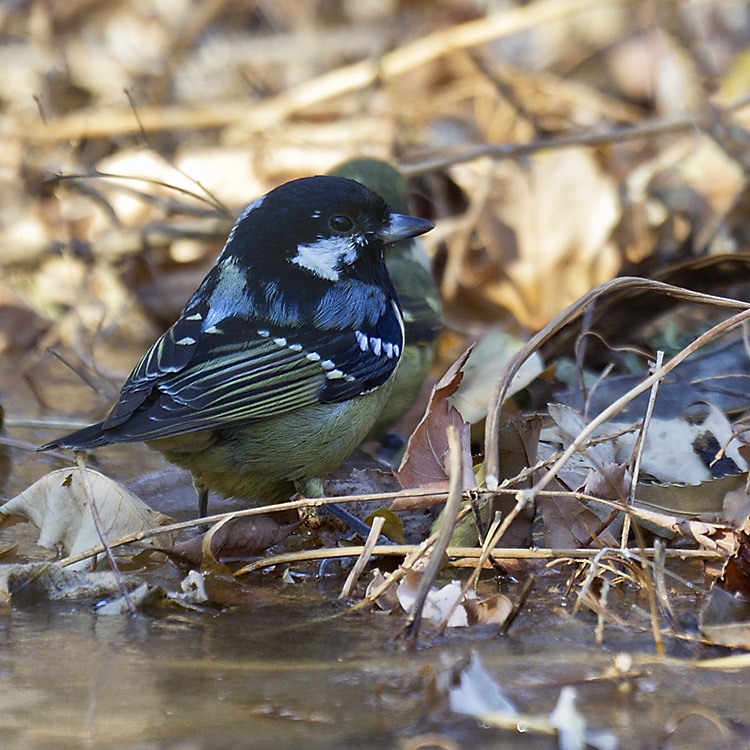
xmin=346 ymin=505 xmax=475 ymax=614
xmin=485 ymin=279 xmax=750 ymax=490
xmin=13 ymin=0 xmax=624 ymax=142
xmin=403 ymin=95 xmax=750 ymax=177
xmin=53 ymin=478 xmax=727 ymax=572
xmin=621 ymin=350 xmax=664 ymax=547
xmin=338 ymin=515 xmax=385 ymax=600
xmin=435 ymin=492 xmax=534 ymax=637
xmin=524 ymin=309 xmax=750 ymax=503
xmin=402 ymin=426 xmax=465 ymax=644
xmin=236 ymin=545 xmax=720 ymax=574
xmin=74 ymin=453 xmax=136 ymax=614
xmin=57 ymin=488 xmax=449 ymax=569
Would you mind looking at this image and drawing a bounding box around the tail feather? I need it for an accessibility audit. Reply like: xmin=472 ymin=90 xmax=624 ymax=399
xmin=38 ymin=422 xmax=110 ymax=452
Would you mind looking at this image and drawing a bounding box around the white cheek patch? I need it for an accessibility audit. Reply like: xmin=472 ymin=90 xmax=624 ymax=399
xmin=290 ymin=236 xmax=358 ymax=281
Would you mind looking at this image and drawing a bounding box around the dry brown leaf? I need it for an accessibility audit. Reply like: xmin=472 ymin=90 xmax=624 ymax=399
xmin=395 ymin=571 xmax=512 ymax=629
xmin=449 ymin=150 xmax=621 ymax=328
xmin=366 ymin=568 xmax=399 ymax=612
xmin=463 ymin=593 xmax=514 ymax=627
xmin=537 ymin=486 xmax=618 ymax=549
xmin=450 ymin=329 xmax=543 ymax=424
xmin=700 ymin=531 xmax=750 ymax=647
xmin=581 ymin=463 xmax=632 ymax=502
xmin=164 ymin=510 xmax=300 ymax=568
xmin=1 ymin=469 xmax=174 ymax=570
xmin=394 ymin=346 xmax=474 ymax=492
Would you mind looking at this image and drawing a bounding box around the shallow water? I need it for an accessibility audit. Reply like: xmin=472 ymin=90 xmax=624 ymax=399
xmin=2 ymin=569 xmax=750 ymax=750
xmin=3 ymin=356 xmax=750 ymax=750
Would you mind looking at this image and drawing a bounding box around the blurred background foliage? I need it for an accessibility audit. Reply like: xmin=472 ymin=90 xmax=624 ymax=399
xmin=1 ymin=0 xmax=749 ymax=430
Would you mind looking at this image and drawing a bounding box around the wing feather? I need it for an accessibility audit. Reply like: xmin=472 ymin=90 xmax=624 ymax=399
xmin=97 ymin=305 xmax=401 ymax=443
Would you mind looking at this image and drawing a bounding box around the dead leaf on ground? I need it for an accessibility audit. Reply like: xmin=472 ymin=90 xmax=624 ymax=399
xmin=395 ymin=570 xmax=513 ymax=629
xmin=393 ymin=346 xmax=474 ymax=499
xmin=450 ymin=329 xmax=543 ymax=424
xmin=163 ymin=510 xmax=300 ymax=568
xmin=438 ymin=415 xmax=541 ymax=550
xmin=1 ymin=468 xmax=175 ymax=570
xmin=448 ymin=149 xmax=621 ymax=328
xmin=700 ymin=530 xmax=750 ymax=647
xmin=537 ymin=482 xmax=619 ymax=549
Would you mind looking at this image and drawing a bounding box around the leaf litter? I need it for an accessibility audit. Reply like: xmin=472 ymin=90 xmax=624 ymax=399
xmin=3 ymin=0 xmax=750 ymax=747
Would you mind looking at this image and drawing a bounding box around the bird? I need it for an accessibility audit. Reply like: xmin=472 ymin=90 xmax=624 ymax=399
xmin=39 ymin=175 xmax=433 ymax=518
xmin=328 ymin=159 xmax=442 ymax=441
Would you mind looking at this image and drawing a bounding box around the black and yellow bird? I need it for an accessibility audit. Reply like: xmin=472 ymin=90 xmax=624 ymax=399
xmin=329 ymin=159 xmax=442 ymax=440
xmin=40 ymin=176 xmax=433 ymax=517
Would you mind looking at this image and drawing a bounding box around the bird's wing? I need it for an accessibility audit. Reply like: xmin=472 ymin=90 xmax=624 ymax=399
xmin=398 ymin=290 xmax=442 ymax=344
xmin=98 ymin=306 xmax=401 ymax=442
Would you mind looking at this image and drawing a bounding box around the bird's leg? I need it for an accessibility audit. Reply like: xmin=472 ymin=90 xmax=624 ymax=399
xmin=195 ymin=483 xmax=209 ymax=518
xmin=376 ymin=432 xmax=406 ymax=467
xmin=295 ymin=478 xmax=392 ymax=544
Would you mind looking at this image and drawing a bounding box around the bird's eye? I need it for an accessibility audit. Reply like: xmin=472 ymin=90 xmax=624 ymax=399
xmin=329 ymin=215 xmax=354 ymax=233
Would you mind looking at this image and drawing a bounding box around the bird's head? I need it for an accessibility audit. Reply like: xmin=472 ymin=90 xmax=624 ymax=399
xmin=222 ymin=175 xmax=432 ymax=283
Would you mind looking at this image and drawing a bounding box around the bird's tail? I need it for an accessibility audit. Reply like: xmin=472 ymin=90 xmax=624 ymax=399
xmin=38 ymin=422 xmax=110 ymax=451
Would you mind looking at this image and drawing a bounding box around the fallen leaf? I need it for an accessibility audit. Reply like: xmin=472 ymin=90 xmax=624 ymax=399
xmin=366 ymin=568 xmax=399 ymax=612
xmin=612 ymin=404 xmax=748 ymax=484
xmin=635 ymin=473 xmax=747 ymax=518
xmin=448 ymin=652 xmax=516 ymax=716
xmin=537 ymin=484 xmax=618 ymax=549
xmin=395 ymin=570 xmax=513 ymax=629
xmin=582 ymin=463 xmax=632 ymax=502
xmin=463 ymin=592 xmax=514 ymax=626
xmin=363 ymin=509 xmax=404 ymax=544
xmin=449 ymin=149 xmax=621 ymax=328
xmin=700 ymin=531 xmax=750 ymax=648
xmin=163 ymin=510 xmax=300 ymax=567
xmin=394 ymin=346 xmax=474 ymax=494
xmin=450 ymin=329 xmax=543 ymax=424
xmin=1 ymin=469 xmax=175 ymax=570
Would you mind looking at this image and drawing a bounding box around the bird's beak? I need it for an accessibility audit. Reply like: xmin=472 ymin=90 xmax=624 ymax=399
xmin=379 ymin=213 xmax=434 ymax=243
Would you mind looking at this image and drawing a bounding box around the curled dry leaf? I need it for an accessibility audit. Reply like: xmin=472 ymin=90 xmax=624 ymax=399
xmin=393 ymin=347 xmax=474 ymax=502
xmin=395 ymin=570 xmax=513 ymax=629
xmin=164 ymin=510 xmax=300 ymax=568
xmin=444 ymin=413 xmax=541 ymax=549
xmin=0 ymin=469 xmax=175 ymax=570
xmin=449 ymin=149 xmax=621 ymax=328
xmin=700 ymin=530 xmax=750 ymax=648
xmin=450 ymin=329 xmax=543 ymax=424
xmin=537 ymin=486 xmax=619 ymax=549
xmin=366 ymin=568 xmax=400 ymax=612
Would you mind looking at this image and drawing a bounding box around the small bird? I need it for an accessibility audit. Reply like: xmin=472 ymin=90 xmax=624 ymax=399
xmin=329 ymin=159 xmax=442 ymax=440
xmin=40 ymin=176 xmax=433 ymax=517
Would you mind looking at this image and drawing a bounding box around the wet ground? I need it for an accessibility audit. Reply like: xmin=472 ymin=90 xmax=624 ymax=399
xmin=3 ymin=356 xmax=750 ymax=750
xmin=2 ymin=571 xmax=750 ymax=750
